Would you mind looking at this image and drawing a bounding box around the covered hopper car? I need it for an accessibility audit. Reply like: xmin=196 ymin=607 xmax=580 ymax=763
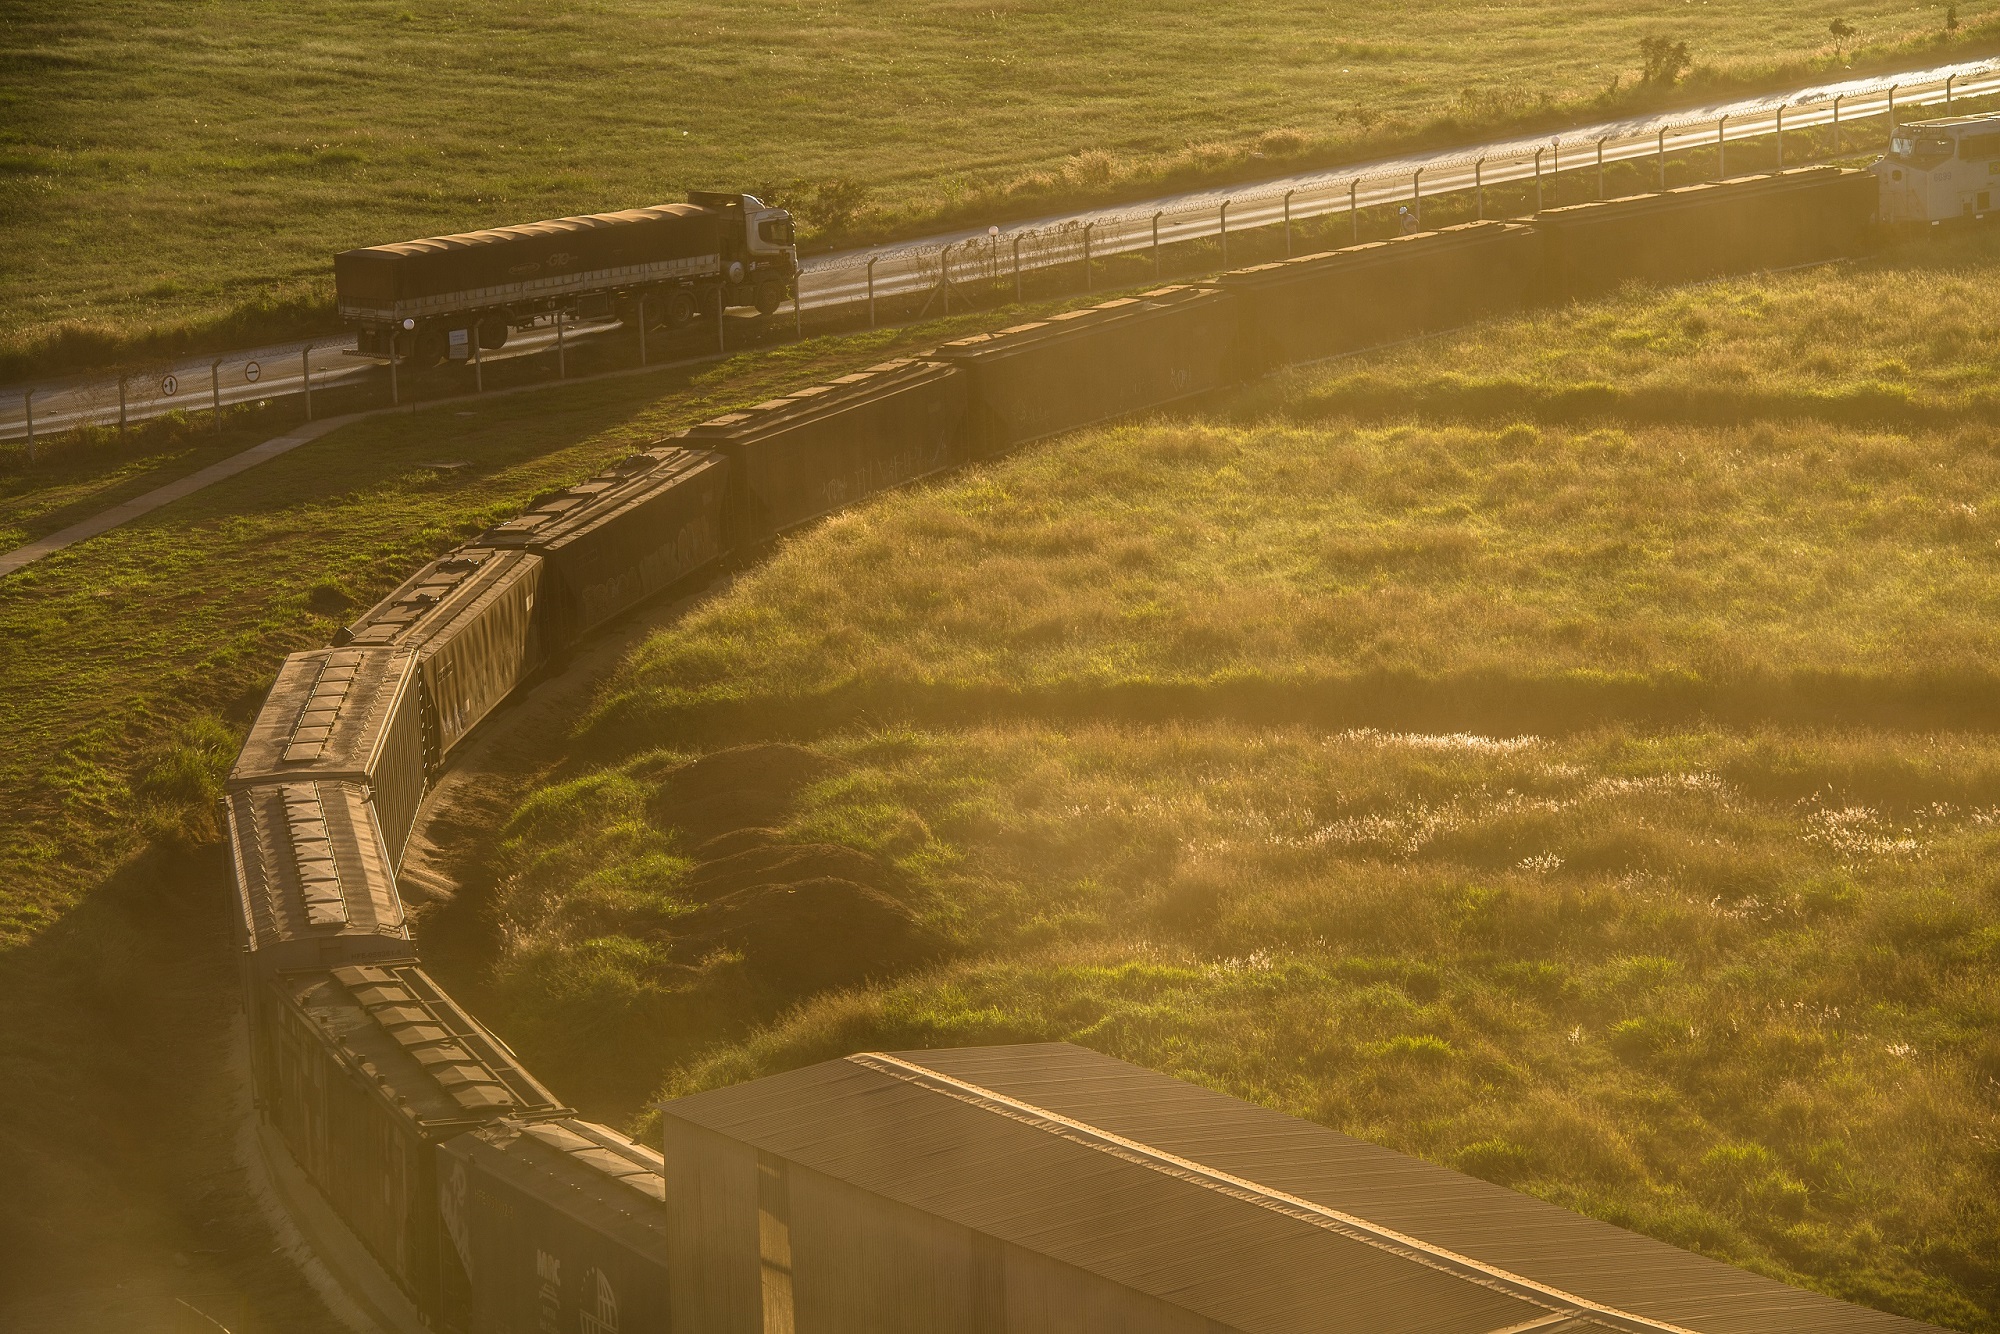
xmin=336 ymin=193 xmax=798 ymax=368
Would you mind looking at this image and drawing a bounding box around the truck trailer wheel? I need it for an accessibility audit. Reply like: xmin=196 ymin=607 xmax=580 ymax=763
xmin=411 ymin=326 xmax=448 ymax=369
xmin=666 ymin=289 xmax=698 ymax=328
xmin=754 ymin=278 xmax=788 ymax=316
xmin=477 ymin=317 xmax=509 ymax=350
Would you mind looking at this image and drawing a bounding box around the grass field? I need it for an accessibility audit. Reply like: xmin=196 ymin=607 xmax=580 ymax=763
xmin=482 ymin=230 xmax=2000 ymax=1327
xmin=6 ymin=0 xmax=1997 ymax=373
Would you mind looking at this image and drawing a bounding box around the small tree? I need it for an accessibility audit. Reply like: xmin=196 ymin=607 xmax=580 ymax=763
xmin=1639 ymin=35 xmax=1693 ymax=86
xmin=1829 ymin=17 xmax=1858 ymax=60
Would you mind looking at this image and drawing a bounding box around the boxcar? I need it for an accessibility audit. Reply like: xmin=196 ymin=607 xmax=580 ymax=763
xmin=931 ymin=286 xmax=1233 ymax=458
xmin=261 ymin=963 xmax=566 ymax=1323
xmin=438 ymin=1118 xmax=669 ymax=1334
xmin=227 ymin=647 xmax=428 ymax=869
xmin=227 ymin=779 xmax=414 ymax=980
xmin=336 ymin=548 xmax=547 ymax=777
xmin=475 ymin=447 xmax=729 ymax=650
xmin=680 ymin=357 xmax=968 ymax=547
xmin=1216 ymin=220 xmax=1536 ymax=373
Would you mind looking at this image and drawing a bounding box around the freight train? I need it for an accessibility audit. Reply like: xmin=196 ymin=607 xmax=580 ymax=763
xmin=231 ymin=166 xmax=1877 ymax=1332
xmin=336 ymin=192 xmax=799 ymax=368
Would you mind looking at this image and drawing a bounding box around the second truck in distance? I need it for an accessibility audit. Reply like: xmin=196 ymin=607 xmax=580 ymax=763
xmin=335 ymin=192 xmax=798 ymax=367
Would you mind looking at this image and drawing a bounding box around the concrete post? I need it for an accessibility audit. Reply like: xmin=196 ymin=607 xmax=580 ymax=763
xmin=868 ymin=255 xmax=880 ymax=325
xmin=793 ymin=281 xmax=802 ymax=340
xmin=390 ymin=333 xmax=400 ymax=407
xmin=1775 ymin=105 xmax=1785 ymax=168
xmin=22 ymin=391 xmax=31 ymax=462
xmin=1349 ymin=179 xmax=1359 ymax=242
xmin=1410 ymin=169 xmax=1421 ymax=225
xmin=301 ymin=347 xmax=312 ymax=420
xmin=1474 ymin=157 xmax=1485 ymax=220
xmin=556 ymin=310 xmax=566 ymax=378
xmin=1947 ymin=74 xmax=1956 ymax=105
xmin=717 ymin=288 xmax=726 ymax=354
xmin=1082 ymin=221 xmax=1093 ymax=291
xmin=1533 ymin=147 xmax=1544 ymax=213
xmin=1010 ymin=240 xmax=1021 ymax=303
xmin=1658 ymin=127 xmax=1667 ymax=190
xmin=637 ymin=295 xmax=647 ymax=367
xmin=1833 ymin=94 xmax=1844 ymax=156
xmin=1218 ymin=200 xmax=1230 ymax=265
xmin=1151 ymin=212 xmax=1163 ymax=276
xmin=212 ymin=359 xmax=223 ymax=437
xmin=1716 ymin=114 xmax=1727 ymax=179
xmin=118 ymin=374 xmax=128 ymax=432
xmin=473 ymin=326 xmax=484 ymax=393
xmin=1595 ymin=137 xmax=1606 ymax=199
xmin=1282 ymin=189 xmax=1294 ymax=256
xmin=1888 ymin=85 xmax=1899 ymax=142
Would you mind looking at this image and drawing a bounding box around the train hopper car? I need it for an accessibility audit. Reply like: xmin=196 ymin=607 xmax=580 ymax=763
xmin=438 ymin=1119 xmax=668 ymax=1334
xmin=336 ymin=548 xmax=546 ymax=776
xmin=226 ymin=647 xmax=428 ymax=869
xmin=680 ymin=357 xmax=967 ymax=547
xmin=226 ymin=779 xmax=413 ymax=980
xmin=1216 ymin=220 xmax=1536 ymax=374
xmin=932 ymin=285 xmax=1233 ymax=458
xmin=474 ymin=446 xmax=728 ymax=648
xmin=261 ymin=963 xmax=566 ymax=1319
xmin=1537 ymin=167 xmax=1874 ymax=300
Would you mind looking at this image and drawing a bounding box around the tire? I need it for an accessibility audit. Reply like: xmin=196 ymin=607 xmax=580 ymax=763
xmin=666 ymin=289 xmax=698 ymax=328
xmin=477 ymin=317 xmax=509 ymax=351
xmin=754 ymin=278 xmax=787 ymax=316
xmin=410 ymin=326 xmax=448 ymax=369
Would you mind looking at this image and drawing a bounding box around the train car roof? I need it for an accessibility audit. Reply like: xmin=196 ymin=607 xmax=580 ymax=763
xmin=337 ymin=547 xmax=540 ymax=653
xmin=276 ymin=963 xmax=566 ymax=1135
xmin=228 ymin=780 xmax=413 ymax=974
xmin=679 ymin=357 xmax=959 ymax=442
xmin=227 ymin=647 xmax=418 ymax=787
xmin=474 ymin=445 xmax=723 ymax=554
xmin=336 ymin=204 xmax=711 ymax=261
xmin=931 ymin=285 xmax=1221 ymax=361
xmin=442 ymin=1118 xmax=667 ymax=1254
xmin=661 ymin=1042 xmax=1945 ymax=1334
xmin=1903 ymin=111 xmax=2000 ymax=130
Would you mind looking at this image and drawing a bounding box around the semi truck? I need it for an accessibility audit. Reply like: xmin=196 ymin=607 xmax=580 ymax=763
xmin=1873 ymin=111 xmax=2000 ymax=224
xmin=335 ymin=193 xmax=798 ymax=367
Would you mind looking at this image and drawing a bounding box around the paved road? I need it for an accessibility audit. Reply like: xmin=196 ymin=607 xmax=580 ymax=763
xmin=5 ymin=54 xmax=1996 ymax=445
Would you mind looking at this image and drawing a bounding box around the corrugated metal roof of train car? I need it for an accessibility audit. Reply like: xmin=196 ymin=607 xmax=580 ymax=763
xmin=474 ymin=446 xmax=721 ymax=554
xmin=661 ymin=1044 xmax=1948 ymax=1334
xmin=227 ymin=646 xmax=417 ymax=782
xmin=662 ymin=1059 xmax=1560 ymax=1334
xmin=680 ymin=358 xmax=958 ymax=441
xmin=337 ymin=548 xmax=539 ymax=652
xmin=447 ymin=1119 xmax=668 ymax=1250
xmin=931 ymin=285 xmax=1218 ymax=360
xmin=337 ymin=205 xmax=708 ymax=260
xmin=227 ymin=780 xmax=412 ymax=971
xmin=283 ymin=963 xmax=566 ymax=1132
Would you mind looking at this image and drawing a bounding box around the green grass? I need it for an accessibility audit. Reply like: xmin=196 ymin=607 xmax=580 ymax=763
xmin=6 ymin=0 xmax=1998 ymax=371
xmin=486 ymin=230 xmax=2000 ymax=1325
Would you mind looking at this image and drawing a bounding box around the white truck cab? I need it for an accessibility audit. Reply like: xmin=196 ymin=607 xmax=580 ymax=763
xmin=1874 ymin=112 xmax=2000 ymax=224
xmin=689 ymin=190 xmax=799 ymax=313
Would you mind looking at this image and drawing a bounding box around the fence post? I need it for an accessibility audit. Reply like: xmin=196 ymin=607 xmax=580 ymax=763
xmin=1474 ymin=157 xmax=1485 ymax=219
xmin=1551 ymin=139 xmax=1560 ymax=203
xmin=211 ymin=358 xmax=223 ymax=437
xmin=1657 ymin=127 xmax=1667 ymax=190
xmin=1716 ymin=114 xmax=1727 ymax=179
xmin=390 ymin=332 xmax=400 ymax=406
xmin=1218 ymin=200 xmax=1230 ymax=265
xmin=1947 ymin=73 xmax=1956 ymax=105
xmin=22 ymin=391 xmax=31 ymax=462
xmin=1411 ymin=168 xmax=1422 ymax=225
xmin=716 ymin=288 xmax=726 ymax=354
xmin=793 ymin=280 xmax=802 ymax=340
xmin=1150 ymin=212 xmax=1163 ymax=277
xmin=1082 ymin=221 xmax=1093 ymax=291
xmin=1011 ymin=239 xmax=1023 ymax=303
xmin=472 ymin=325 xmax=484 ymax=393
xmin=118 ymin=373 xmax=128 ymax=432
xmin=1833 ymin=94 xmax=1844 ymax=155
xmin=942 ymin=245 xmax=952 ymax=315
xmin=301 ymin=347 xmax=313 ymax=419
xmin=556 ymin=310 xmax=567 ymax=378
xmin=1775 ymin=105 xmax=1784 ymax=169
xmin=1888 ymin=84 xmax=1899 ymax=142
xmin=1595 ymin=137 xmax=1606 ymax=198
xmin=636 ymin=294 xmax=647 ymax=367
xmin=1282 ymin=189 xmax=1294 ymax=256
xmin=1533 ymin=147 xmax=1544 ymax=213
xmin=1349 ymin=179 xmax=1359 ymax=242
